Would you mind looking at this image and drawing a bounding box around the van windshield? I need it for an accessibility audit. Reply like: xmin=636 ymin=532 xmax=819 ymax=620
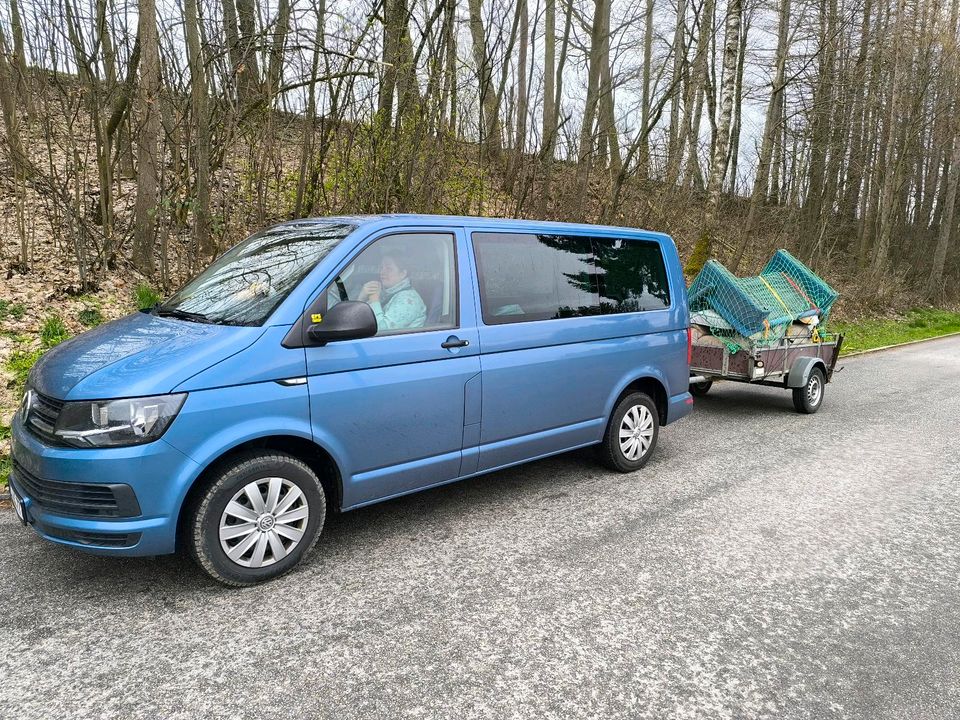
xmin=159 ymin=222 xmax=356 ymax=326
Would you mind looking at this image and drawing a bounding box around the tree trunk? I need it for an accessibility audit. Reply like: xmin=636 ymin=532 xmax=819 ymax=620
xmin=266 ymin=0 xmax=291 ymax=103
xmin=927 ymin=139 xmax=958 ymax=295
xmin=638 ymin=0 xmax=655 ymax=178
xmin=442 ymin=0 xmax=458 ymax=132
xmin=671 ymin=0 xmax=713 ymax=189
xmin=600 ymin=48 xmax=621 ymax=181
xmin=0 ymin=19 xmax=28 ymax=268
xmin=801 ymin=0 xmax=838 ymax=240
xmin=540 ymin=0 xmax=556 ymax=213
xmin=840 ymin=0 xmax=874 ymax=222
xmin=506 ymin=0 xmax=529 ymax=192
xmin=731 ymin=0 xmax=789 ymax=271
xmin=64 ymin=0 xmax=114 ymax=265
xmin=725 ymin=10 xmax=749 ymax=194
xmin=294 ymin=0 xmax=325 ymax=217
xmin=235 ymin=0 xmax=262 ymax=107
xmin=542 ymin=0 xmax=571 ymax=215
xmin=468 ymin=0 xmax=502 ymax=163
xmin=8 ymin=0 xmax=30 ymax=113
xmin=574 ymin=0 xmax=610 ymax=210
xmin=221 ymin=0 xmax=243 ymax=98
xmin=685 ymin=0 xmax=741 ymax=275
xmin=133 ymin=0 xmax=161 ymax=274
xmin=185 ymin=0 xmax=214 ymax=259
xmin=666 ymin=0 xmax=687 ymax=183
xmin=869 ymin=0 xmax=910 ymax=280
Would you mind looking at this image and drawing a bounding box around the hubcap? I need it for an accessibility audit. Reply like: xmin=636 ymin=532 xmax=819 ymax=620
xmin=807 ymin=375 xmax=822 ymax=406
xmin=618 ymin=404 xmax=655 ymax=462
xmin=219 ymin=477 xmax=309 ymax=568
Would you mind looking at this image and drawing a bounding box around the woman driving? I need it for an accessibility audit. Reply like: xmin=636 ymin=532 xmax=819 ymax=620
xmin=357 ymin=254 xmax=426 ymax=331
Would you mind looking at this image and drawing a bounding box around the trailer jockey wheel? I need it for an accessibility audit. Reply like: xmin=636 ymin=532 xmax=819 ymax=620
xmin=793 ymin=367 xmax=825 ymax=414
xmin=689 ymin=379 xmax=713 ymax=397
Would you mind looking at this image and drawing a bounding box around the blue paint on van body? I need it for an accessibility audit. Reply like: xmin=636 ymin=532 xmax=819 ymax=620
xmin=9 ymin=215 xmax=692 ymax=556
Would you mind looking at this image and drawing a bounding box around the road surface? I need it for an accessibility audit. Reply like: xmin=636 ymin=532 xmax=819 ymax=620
xmin=2 ymin=336 xmax=958 ymax=719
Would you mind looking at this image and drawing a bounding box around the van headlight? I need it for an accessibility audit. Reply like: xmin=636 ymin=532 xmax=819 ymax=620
xmin=54 ymin=393 xmax=187 ymax=448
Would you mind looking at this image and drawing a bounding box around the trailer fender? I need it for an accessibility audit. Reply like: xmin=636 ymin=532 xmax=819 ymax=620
xmin=786 ymin=356 xmax=827 ymax=388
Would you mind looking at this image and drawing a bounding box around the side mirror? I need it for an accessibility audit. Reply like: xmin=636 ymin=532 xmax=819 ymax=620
xmin=306 ymin=301 xmax=378 ymax=345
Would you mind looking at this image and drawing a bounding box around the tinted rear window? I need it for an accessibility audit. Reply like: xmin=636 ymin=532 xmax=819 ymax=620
xmin=593 ymin=237 xmax=671 ymax=313
xmin=472 ymin=232 xmax=670 ymax=325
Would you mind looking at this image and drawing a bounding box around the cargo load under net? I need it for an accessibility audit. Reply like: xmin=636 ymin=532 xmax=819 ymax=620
xmin=687 ymin=250 xmax=839 ymax=352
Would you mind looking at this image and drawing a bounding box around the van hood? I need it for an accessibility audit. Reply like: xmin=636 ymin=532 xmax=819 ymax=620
xmin=29 ymin=311 xmax=263 ymax=400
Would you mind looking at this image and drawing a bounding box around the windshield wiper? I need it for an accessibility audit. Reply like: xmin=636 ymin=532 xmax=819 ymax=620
xmin=153 ymin=305 xmax=216 ymax=324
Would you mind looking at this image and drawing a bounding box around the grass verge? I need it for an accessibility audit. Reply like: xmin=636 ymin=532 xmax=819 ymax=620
xmin=831 ymin=308 xmax=960 ymax=354
xmin=2 ymin=315 xmax=73 ymax=494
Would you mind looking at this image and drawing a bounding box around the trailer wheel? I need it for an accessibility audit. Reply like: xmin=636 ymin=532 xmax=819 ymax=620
xmin=690 ymin=379 xmax=713 ymax=397
xmin=792 ymin=367 xmax=825 ymax=414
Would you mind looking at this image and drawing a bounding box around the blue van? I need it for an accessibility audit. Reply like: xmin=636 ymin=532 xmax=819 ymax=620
xmin=9 ymin=215 xmax=693 ymax=585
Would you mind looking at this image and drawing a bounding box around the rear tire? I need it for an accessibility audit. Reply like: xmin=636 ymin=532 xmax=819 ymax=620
xmin=599 ymin=392 xmax=660 ymax=473
xmin=689 ymin=379 xmax=713 ymax=397
xmin=186 ymin=451 xmax=326 ymax=586
xmin=792 ymin=367 xmax=825 ymax=414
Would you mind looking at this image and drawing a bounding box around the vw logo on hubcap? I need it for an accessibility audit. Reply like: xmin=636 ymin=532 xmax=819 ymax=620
xmin=257 ymin=514 xmax=276 ymax=532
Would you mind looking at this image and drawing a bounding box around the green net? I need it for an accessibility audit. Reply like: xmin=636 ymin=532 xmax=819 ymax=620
xmin=687 ymin=250 xmax=838 ymax=350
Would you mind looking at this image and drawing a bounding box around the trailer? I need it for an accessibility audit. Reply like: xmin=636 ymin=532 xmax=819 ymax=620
xmin=689 ymin=332 xmax=844 ymax=414
xmin=686 ymin=248 xmax=843 ymax=413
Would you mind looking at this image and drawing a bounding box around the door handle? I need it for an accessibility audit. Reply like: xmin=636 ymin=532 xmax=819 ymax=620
xmin=441 ymin=337 xmax=470 ymax=349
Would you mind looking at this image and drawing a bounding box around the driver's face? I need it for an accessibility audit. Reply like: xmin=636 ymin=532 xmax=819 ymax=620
xmin=379 ymin=256 xmax=406 ymax=289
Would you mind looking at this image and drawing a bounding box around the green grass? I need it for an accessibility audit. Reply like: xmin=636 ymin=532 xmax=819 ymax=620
xmin=78 ymin=307 xmax=104 ymax=327
xmin=134 ymin=283 xmax=162 ymax=310
xmin=0 ymin=453 xmax=9 ymax=494
xmin=0 ymin=300 xmax=26 ymax=322
xmin=40 ymin=315 xmax=70 ymax=347
xmin=831 ymin=308 xmax=960 ymax=354
xmin=7 ymin=347 xmax=45 ymax=393
xmin=1 ymin=315 xmax=74 ymax=493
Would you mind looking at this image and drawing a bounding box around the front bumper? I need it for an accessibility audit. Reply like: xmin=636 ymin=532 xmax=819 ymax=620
xmin=9 ymin=413 xmax=201 ymax=556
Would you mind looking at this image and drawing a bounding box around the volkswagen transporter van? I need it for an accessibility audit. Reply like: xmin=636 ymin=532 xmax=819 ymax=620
xmin=9 ymin=215 xmax=693 ymax=585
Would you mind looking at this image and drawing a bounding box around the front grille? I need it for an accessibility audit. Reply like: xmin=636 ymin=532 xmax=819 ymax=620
xmin=25 ymin=391 xmax=66 ymax=445
xmin=11 ymin=460 xmax=140 ymax=518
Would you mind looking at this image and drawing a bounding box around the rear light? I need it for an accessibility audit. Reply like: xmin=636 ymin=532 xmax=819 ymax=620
xmin=687 ymin=327 xmax=693 ymax=365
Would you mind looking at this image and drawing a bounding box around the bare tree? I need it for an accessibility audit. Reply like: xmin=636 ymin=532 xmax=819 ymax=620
xmin=133 ymin=0 xmax=161 ymax=274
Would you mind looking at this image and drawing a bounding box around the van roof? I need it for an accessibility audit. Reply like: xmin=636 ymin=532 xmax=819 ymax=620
xmin=282 ymin=214 xmax=674 ymax=244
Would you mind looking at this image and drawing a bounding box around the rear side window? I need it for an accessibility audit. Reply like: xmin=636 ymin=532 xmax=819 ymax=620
xmin=593 ymin=237 xmax=671 ymax=313
xmin=472 ymin=232 xmax=669 ymax=325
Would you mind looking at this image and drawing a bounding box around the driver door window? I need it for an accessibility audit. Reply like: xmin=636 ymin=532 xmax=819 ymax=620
xmin=325 ymin=233 xmax=458 ymax=336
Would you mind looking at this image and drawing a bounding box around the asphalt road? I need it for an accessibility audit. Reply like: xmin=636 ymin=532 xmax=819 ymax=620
xmin=2 ymin=336 xmax=959 ymax=720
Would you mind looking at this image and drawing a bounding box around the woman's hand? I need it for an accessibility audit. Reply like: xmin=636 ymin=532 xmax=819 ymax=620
xmin=360 ymin=281 xmax=382 ymax=303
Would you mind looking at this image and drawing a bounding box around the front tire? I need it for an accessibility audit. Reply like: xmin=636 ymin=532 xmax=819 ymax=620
xmin=792 ymin=367 xmax=825 ymax=414
xmin=186 ymin=451 xmax=326 ymax=586
xmin=599 ymin=392 xmax=660 ymax=472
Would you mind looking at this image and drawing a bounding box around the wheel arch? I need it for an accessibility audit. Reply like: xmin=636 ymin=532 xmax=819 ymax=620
xmin=609 ymin=374 xmax=669 ymax=426
xmin=175 ymin=434 xmax=343 ymax=550
xmin=786 ymin=356 xmax=828 ymax=388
